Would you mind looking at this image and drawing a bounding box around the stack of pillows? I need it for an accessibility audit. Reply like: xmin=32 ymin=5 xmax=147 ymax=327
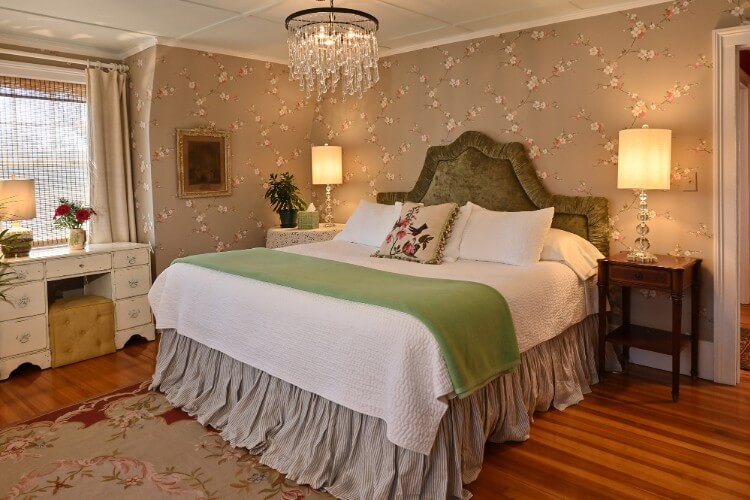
xmin=334 ymin=199 xmax=604 ymax=279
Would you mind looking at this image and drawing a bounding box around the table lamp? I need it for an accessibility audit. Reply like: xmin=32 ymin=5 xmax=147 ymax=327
xmin=0 ymin=178 xmax=36 ymax=258
xmin=311 ymin=144 xmax=343 ymax=227
xmin=617 ymin=126 xmax=671 ymax=263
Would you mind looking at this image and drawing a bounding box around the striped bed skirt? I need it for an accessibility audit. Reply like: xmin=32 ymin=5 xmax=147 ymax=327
xmin=151 ymin=314 xmax=606 ymax=499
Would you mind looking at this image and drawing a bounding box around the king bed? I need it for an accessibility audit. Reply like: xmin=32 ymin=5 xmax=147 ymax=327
xmin=149 ymin=131 xmax=611 ymax=499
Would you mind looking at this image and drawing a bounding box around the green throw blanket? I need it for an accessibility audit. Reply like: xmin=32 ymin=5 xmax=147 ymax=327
xmin=174 ymin=248 xmax=520 ymax=397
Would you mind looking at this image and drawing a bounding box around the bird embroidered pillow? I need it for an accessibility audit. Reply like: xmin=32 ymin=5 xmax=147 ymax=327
xmin=372 ymin=202 xmax=459 ymax=264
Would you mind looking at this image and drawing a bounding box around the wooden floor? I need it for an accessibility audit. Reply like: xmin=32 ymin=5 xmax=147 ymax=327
xmin=1 ymin=339 xmax=748 ymax=499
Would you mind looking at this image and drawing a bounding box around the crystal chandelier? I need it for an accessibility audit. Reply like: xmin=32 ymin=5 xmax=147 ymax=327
xmin=285 ymin=0 xmax=380 ymax=101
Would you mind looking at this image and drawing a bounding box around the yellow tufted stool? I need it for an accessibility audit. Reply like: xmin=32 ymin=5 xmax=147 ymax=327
xmin=49 ymin=295 xmax=116 ymax=367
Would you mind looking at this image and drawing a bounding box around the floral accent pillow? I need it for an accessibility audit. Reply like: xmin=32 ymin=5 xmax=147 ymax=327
xmin=372 ymin=202 xmax=459 ymax=264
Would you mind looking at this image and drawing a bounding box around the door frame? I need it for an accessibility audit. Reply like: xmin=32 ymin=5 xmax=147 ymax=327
xmin=712 ymin=26 xmax=750 ymax=385
xmin=739 ymin=79 xmax=750 ymax=305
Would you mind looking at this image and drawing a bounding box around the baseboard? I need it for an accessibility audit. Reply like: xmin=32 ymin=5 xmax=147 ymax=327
xmin=628 ymin=340 xmax=714 ymax=381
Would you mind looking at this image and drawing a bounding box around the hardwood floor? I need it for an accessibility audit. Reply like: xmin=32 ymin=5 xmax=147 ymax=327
xmin=1 ymin=339 xmax=748 ymax=498
xmin=0 ymin=337 xmax=156 ymax=426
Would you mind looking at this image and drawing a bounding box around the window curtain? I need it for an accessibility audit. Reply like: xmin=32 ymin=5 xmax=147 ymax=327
xmin=86 ymin=67 xmax=136 ymax=243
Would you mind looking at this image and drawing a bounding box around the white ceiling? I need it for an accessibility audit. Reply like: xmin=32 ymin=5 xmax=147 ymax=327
xmin=0 ymin=0 xmax=668 ymax=62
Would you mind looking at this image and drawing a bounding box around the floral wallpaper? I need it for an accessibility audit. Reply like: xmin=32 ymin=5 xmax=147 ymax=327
xmin=308 ymin=0 xmax=740 ymax=340
xmin=129 ymin=0 xmax=742 ymax=340
xmin=126 ymin=46 xmax=316 ymax=273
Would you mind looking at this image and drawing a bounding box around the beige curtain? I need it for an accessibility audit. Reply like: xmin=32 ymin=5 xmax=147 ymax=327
xmin=87 ymin=68 xmax=136 ymax=243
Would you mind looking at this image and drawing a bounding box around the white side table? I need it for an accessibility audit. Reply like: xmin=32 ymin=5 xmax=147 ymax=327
xmin=266 ymin=224 xmax=345 ymax=249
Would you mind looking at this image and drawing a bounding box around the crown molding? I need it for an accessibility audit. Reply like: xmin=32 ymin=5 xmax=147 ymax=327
xmin=151 ymin=37 xmax=287 ymax=65
xmin=0 ymin=0 xmax=671 ymax=66
xmin=379 ymin=0 xmax=671 ymax=57
xmin=0 ymin=59 xmax=85 ymax=83
xmin=0 ymin=32 xmax=122 ymax=60
xmin=117 ymin=37 xmax=158 ymax=60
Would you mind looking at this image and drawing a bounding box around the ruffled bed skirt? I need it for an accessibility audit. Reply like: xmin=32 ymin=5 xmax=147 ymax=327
xmin=151 ymin=314 xmax=609 ymax=499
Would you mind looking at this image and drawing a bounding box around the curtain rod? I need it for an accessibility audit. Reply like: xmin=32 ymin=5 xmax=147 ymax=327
xmin=0 ymin=47 xmax=128 ymax=72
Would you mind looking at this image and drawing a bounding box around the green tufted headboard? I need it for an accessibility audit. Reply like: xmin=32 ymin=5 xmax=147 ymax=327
xmin=376 ymin=131 xmax=610 ymax=256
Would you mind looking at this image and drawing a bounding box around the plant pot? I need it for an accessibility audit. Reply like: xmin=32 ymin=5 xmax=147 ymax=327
xmin=69 ymin=228 xmax=86 ymax=250
xmin=278 ymin=209 xmax=298 ymax=228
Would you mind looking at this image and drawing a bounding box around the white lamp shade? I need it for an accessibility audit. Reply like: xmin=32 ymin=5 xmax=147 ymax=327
xmin=0 ymin=178 xmax=36 ymax=221
xmin=617 ymin=128 xmax=672 ymax=190
xmin=311 ymin=145 xmax=343 ymax=185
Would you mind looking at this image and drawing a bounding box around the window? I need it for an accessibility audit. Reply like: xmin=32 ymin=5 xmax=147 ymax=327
xmin=0 ymin=76 xmax=88 ymax=246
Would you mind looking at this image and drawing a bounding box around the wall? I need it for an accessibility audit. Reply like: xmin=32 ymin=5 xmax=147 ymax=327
xmin=126 ymin=46 xmax=316 ymax=272
xmin=129 ymin=0 xmax=742 ymax=340
xmin=309 ymin=0 xmax=739 ymax=340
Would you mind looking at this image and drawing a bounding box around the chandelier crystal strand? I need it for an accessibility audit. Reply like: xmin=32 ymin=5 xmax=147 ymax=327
xmin=286 ymin=1 xmax=379 ymax=101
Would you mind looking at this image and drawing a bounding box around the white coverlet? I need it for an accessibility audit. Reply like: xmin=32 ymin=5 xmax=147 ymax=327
xmin=148 ymin=240 xmax=596 ymax=455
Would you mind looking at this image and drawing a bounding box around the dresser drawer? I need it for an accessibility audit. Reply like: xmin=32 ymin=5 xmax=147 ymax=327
xmin=0 ymin=281 xmax=46 ymax=321
xmin=115 ymin=296 xmax=151 ymax=330
xmin=113 ymin=248 xmax=149 ymax=268
xmin=6 ymin=262 xmax=44 ymax=284
xmin=609 ymin=264 xmax=671 ymax=289
xmin=113 ymin=266 xmax=151 ymax=299
xmin=0 ymin=315 xmax=47 ymax=358
xmin=46 ymin=254 xmax=112 ymax=279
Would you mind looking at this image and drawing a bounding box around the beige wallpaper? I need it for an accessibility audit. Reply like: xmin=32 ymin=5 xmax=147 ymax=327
xmin=129 ymin=0 xmax=742 ymax=340
xmin=126 ymin=46 xmax=316 ymax=273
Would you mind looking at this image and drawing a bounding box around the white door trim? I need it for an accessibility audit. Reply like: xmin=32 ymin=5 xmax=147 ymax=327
xmin=712 ymin=26 xmax=750 ymax=385
xmin=739 ymin=80 xmax=750 ymax=305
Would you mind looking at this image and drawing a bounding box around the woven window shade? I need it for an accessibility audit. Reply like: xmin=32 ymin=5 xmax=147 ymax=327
xmin=0 ymin=76 xmax=89 ymax=246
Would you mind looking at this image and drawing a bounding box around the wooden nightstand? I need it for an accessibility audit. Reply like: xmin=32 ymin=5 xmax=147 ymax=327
xmin=597 ymin=252 xmax=702 ymax=401
xmin=265 ymin=224 xmax=344 ymax=249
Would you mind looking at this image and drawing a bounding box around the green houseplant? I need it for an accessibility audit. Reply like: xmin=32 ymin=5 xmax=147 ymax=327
xmin=0 ymin=200 xmax=20 ymax=303
xmin=264 ymin=172 xmax=306 ymax=228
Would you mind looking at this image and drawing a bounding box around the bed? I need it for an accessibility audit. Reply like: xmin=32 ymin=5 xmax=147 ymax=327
xmin=149 ymin=131 xmax=611 ymax=499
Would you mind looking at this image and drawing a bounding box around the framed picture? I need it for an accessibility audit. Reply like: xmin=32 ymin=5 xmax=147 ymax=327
xmin=176 ymin=128 xmax=231 ymax=198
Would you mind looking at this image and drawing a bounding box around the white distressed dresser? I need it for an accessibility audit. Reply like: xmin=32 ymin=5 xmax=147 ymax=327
xmin=0 ymin=242 xmax=155 ymax=380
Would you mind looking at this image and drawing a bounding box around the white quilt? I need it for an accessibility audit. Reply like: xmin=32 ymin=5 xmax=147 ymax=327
xmin=149 ymin=241 xmax=596 ymax=455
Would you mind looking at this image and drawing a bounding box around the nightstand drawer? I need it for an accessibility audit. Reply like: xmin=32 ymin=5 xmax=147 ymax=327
xmin=0 ymin=315 xmax=47 ymax=358
xmin=609 ymin=264 xmax=671 ymax=289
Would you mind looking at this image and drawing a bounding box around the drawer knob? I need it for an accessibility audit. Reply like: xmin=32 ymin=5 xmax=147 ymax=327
xmin=128 ymin=279 xmax=140 ymax=288
xmin=16 ymin=295 xmax=30 ymax=308
xmin=78 ymin=263 xmax=85 ymax=268
xmin=16 ymin=333 xmax=30 ymax=343
xmin=128 ymin=309 xmax=141 ymax=319
xmin=127 ymin=256 xmax=137 ymax=265
xmin=633 ymin=271 xmax=644 ymax=280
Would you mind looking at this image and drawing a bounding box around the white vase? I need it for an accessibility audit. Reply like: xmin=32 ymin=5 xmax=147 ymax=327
xmin=69 ymin=228 xmax=86 ymax=250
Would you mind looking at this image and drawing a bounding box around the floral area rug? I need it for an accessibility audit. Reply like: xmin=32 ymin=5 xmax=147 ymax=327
xmin=0 ymin=382 xmax=334 ymax=499
xmin=741 ymin=329 xmax=750 ymax=371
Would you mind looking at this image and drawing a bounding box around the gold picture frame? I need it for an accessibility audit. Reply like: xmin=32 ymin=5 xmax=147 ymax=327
xmin=176 ymin=128 xmax=231 ymax=198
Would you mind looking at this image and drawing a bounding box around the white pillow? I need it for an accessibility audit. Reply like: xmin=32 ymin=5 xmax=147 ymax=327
xmin=442 ymin=203 xmax=473 ymax=263
xmin=541 ymin=228 xmax=604 ymax=280
xmin=459 ymin=207 xmax=555 ymax=266
xmin=334 ymin=200 xmax=403 ymax=247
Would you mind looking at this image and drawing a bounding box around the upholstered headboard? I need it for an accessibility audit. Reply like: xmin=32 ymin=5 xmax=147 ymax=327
xmin=376 ymin=131 xmax=610 ymax=256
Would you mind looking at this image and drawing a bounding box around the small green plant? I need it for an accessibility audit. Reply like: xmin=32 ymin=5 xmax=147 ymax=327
xmin=264 ymin=172 xmax=306 ymax=213
xmin=0 ymin=221 xmax=19 ymax=303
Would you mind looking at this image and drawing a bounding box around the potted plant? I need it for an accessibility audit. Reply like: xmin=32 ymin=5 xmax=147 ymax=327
xmin=264 ymin=172 xmax=306 ymax=228
xmin=53 ymin=198 xmax=96 ymax=250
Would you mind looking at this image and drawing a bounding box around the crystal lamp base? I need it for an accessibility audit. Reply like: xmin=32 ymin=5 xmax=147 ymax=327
xmin=626 ymin=250 xmax=658 ymax=263
xmin=628 ymin=189 xmax=658 ymax=263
